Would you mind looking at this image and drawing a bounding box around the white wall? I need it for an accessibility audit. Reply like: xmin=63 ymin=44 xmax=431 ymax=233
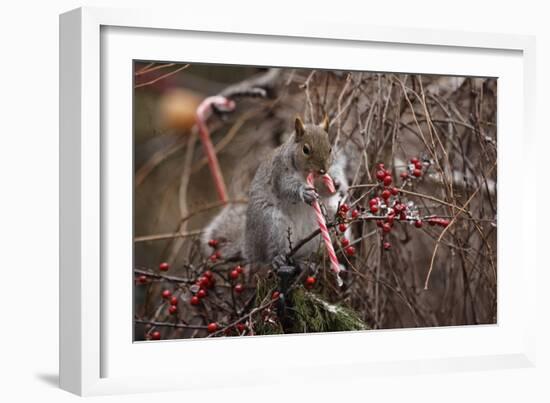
xmin=0 ymin=0 xmax=548 ymax=402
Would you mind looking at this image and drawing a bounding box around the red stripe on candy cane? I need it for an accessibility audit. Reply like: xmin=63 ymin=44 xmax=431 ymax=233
xmin=322 ymin=174 xmax=336 ymax=194
xmin=306 ymin=172 xmax=343 ymax=286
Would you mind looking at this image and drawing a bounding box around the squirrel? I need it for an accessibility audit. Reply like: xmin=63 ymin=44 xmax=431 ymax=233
xmin=244 ymin=115 xmax=347 ymax=267
xmin=201 ymin=115 xmax=348 ymax=266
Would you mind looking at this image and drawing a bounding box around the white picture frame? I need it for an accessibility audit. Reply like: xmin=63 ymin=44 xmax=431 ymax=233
xmin=60 ymin=6 xmax=537 ymax=396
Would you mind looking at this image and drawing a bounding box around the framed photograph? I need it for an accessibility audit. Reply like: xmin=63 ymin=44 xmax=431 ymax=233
xmin=60 ymin=6 xmax=536 ymax=396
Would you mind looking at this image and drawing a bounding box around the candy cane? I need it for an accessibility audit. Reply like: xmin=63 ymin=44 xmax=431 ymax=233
xmin=321 ymin=174 xmax=336 ymax=194
xmin=306 ymin=172 xmax=343 ymax=286
xmin=195 ymin=96 xmax=236 ymax=204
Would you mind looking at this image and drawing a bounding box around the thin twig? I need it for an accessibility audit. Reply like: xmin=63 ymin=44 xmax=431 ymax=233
xmin=424 ymin=163 xmax=496 ymax=290
xmin=135 ymin=64 xmax=189 ymax=88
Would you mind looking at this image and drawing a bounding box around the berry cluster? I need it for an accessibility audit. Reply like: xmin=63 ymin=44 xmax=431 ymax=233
xmin=399 ymin=157 xmax=425 ymax=181
xmin=136 ymin=261 xmax=170 ymax=285
xmin=163 ymin=290 xmax=178 ymax=315
xmin=332 ymin=160 xmax=451 ymax=254
xmin=207 ymin=239 xmax=221 ymax=262
xmin=136 ymin=258 xmax=256 ymax=340
xmin=229 ymin=265 xmax=244 ymax=294
xmin=375 ymin=164 xmax=395 ymax=186
xmin=336 ymin=206 xmax=358 ymax=257
xmin=370 ymin=163 xmax=422 ymax=250
xmin=337 ymin=203 xmax=360 ymax=220
xmin=190 ymin=269 xmax=215 ymax=305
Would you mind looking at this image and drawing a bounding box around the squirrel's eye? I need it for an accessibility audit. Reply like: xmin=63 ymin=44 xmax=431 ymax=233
xmin=302 ymin=144 xmax=311 ymax=155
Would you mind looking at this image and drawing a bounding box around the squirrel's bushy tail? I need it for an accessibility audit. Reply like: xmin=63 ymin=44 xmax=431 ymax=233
xmin=201 ymin=203 xmax=247 ymax=260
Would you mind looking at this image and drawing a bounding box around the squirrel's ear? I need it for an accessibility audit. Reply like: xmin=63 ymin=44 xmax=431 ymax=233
xmin=320 ymin=113 xmax=330 ymax=132
xmin=295 ymin=116 xmax=305 ymax=140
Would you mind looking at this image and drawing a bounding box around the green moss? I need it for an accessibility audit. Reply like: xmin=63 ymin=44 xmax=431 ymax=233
xmin=290 ymin=288 xmax=367 ymax=333
xmin=253 ymin=275 xmax=367 ymax=335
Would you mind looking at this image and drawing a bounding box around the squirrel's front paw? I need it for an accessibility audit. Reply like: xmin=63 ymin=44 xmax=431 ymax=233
xmin=300 ymin=186 xmax=319 ymax=205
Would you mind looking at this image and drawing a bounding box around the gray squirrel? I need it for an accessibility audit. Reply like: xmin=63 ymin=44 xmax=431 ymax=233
xmin=202 ymin=115 xmax=348 ymax=267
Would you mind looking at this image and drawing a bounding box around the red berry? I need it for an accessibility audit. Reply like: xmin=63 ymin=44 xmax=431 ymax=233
xmin=411 ymin=157 xmax=420 ymax=164
xmin=341 ymin=237 xmax=350 ymax=247
xmin=381 ymin=189 xmax=391 ymax=200
xmin=208 ymin=239 xmax=219 ymax=248
xmin=234 ymin=284 xmax=244 ymax=294
xmin=369 ymin=198 xmax=379 ymax=206
xmin=207 ymin=323 xmax=219 ymax=333
xmin=370 ymin=205 xmax=379 ymax=213
xmin=390 ymin=187 xmax=399 ymax=196
xmin=413 ymin=168 xmax=422 ymax=177
xmin=159 ymin=262 xmax=170 ymax=271
xmin=400 ymin=171 xmax=409 ymax=179
xmin=345 ymin=246 xmax=356 ymax=256
xmin=229 ymin=269 xmax=239 ymax=280
xmin=215 ymin=251 xmax=221 ymax=259
xmin=235 ymin=265 xmax=244 ymax=274
xmin=137 ymin=275 xmax=148 ymax=285
xmin=198 ymin=276 xmax=211 ymax=289
xmin=414 ymin=161 xmax=422 ymax=170
xmin=377 ymin=162 xmax=385 ymax=169
xmin=168 ymin=305 xmax=177 ymax=315
xmin=376 ymin=170 xmax=386 ymax=181
xmin=383 ymin=175 xmax=393 ymax=186
xmin=305 ymin=276 xmax=316 ymax=287
xmin=169 ymin=296 xmax=178 ymax=306
xmin=236 ymin=323 xmax=246 ymax=333
xmin=434 ymin=218 xmax=450 ymax=227
xmin=210 ymin=254 xmax=218 ymax=263
xmin=151 ymin=331 xmax=161 ymax=340
xmin=339 ymin=203 xmax=350 ymax=213
xmin=272 ymin=291 xmax=281 ymax=300
xmin=415 ymin=220 xmax=423 ymax=228
xmin=376 ymin=220 xmax=383 ymax=228
xmin=386 ymin=215 xmax=395 ymax=225
xmin=203 ymin=270 xmax=213 ymax=279
xmin=197 ymin=288 xmax=207 ymax=299
xmin=338 ymin=223 xmax=347 ymax=232
xmin=382 ymin=223 xmax=392 ymax=233
xmin=190 ymin=296 xmax=200 ymax=305
xmin=351 ymin=209 xmax=360 ymax=219
xmin=161 ymin=289 xmax=172 ymax=299
xmin=383 ymin=241 xmax=392 ymax=250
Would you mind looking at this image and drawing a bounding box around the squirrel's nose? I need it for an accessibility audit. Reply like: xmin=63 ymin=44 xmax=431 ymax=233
xmin=318 ymin=168 xmax=326 ymax=175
